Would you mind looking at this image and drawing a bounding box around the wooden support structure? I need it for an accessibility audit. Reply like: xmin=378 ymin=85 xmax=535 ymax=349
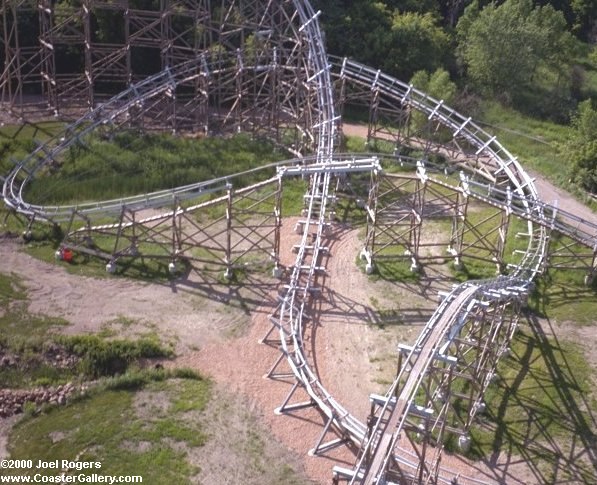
xmin=353 ymin=285 xmax=525 ymax=484
xmin=1 ymin=0 xmax=318 ymax=148
xmin=362 ymin=169 xmax=514 ymax=276
xmin=547 ymin=233 xmax=597 ymax=285
xmin=59 ymin=177 xmax=283 ymax=277
xmin=4 ymin=7 xmax=597 ymax=483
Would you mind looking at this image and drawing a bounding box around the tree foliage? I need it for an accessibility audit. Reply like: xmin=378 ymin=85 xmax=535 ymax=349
xmin=409 ymin=68 xmax=458 ymax=134
xmin=315 ymin=1 xmax=450 ymax=81
xmin=535 ymin=0 xmax=597 ymax=41
xmin=383 ymin=12 xmax=450 ymax=81
xmin=410 ymin=68 xmax=457 ymax=104
xmin=456 ymin=0 xmax=575 ymax=100
xmin=569 ymin=100 xmax=597 ymax=192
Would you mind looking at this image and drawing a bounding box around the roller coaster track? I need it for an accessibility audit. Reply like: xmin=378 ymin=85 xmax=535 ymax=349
xmin=2 ymin=2 xmax=597 ymax=484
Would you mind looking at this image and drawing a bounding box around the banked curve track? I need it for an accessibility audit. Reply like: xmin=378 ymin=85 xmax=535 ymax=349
xmin=2 ymin=2 xmax=597 ymax=484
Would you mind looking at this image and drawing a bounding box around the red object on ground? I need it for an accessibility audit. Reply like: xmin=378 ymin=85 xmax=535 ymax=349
xmin=62 ymin=248 xmax=73 ymax=262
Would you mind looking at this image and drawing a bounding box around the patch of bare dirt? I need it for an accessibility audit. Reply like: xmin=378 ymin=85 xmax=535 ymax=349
xmin=0 ymin=240 xmax=251 ymax=352
xmin=133 ymin=389 xmax=171 ymax=419
xmin=545 ymin=321 xmax=597 ymax=369
xmin=190 ymin=385 xmax=316 ymax=485
xmin=0 ymin=216 xmax=499 ymax=483
xmin=172 ymin=218 xmax=504 ymax=483
xmin=0 ymin=415 xmax=19 ymax=459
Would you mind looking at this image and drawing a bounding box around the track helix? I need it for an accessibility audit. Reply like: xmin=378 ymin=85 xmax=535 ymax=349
xmin=2 ymin=2 xmax=597 ymax=484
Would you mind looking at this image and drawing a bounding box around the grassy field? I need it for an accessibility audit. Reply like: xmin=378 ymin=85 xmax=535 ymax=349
xmin=477 ymin=102 xmax=597 ymax=210
xmin=24 ymin=131 xmax=286 ymax=205
xmin=6 ymin=372 xmax=210 ymax=483
xmin=0 ymin=123 xmax=300 ymax=281
xmin=478 ymin=102 xmax=570 ymax=180
xmin=0 ymin=271 xmax=170 ymax=389
xmin=0 ymin=121 xmax=65 ymax=174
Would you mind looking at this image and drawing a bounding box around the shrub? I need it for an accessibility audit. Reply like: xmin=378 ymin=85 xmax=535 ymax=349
xmin=56 ymin=335 xmax=171 ymax=378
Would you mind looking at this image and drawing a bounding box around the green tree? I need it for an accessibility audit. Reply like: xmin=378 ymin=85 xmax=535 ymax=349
xmin=438 ymin=0 xmax=474 ymax=27
xmin=569 ymin=100 xmax=597 ymax=192
xmin=315 ymin=1 xmax=393 ymax=67
xmin=409 ymin=68 xmax=458 ymax=135
xmin=536 ymin=0 xmax=597 ymax=41
xmin=457 ymin=0 xmax=575 ymax=101
xmin=315 ymin=1 xmax=450 ymax=81
xmin=410 ymin=68 xmax=457 ymax=104
xmin=382 ymin=12 xmax=450 ymax=81
xmin=387 ymin=0 xmax=440 ymax=14
xmin=571 ymin=0 xmax=597 ymax=41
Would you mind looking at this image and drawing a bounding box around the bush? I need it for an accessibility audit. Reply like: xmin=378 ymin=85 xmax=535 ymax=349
xmin=56 ymin=335 xmax=171 ymax=378
xmin=569 ymin=100 xmax=597 ymax=192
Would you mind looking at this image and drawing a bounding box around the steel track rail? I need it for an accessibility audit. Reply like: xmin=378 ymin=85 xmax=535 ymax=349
xmin=321 ymin=58 xmax=534 ymax=484
xmin=329 ymin=57 xmax=548 ymax=281
xmin=326 ymin=59 xmax=566 ymax=483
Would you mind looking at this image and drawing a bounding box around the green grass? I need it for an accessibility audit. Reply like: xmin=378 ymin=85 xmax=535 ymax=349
xmin=0 ymin=305 xmax=69 ymax=345
xmin=280 ymin=178 xmax=308 ymax=217
xmin=57 ymin=334 xmax=171 ymax=378
xmin=0 ymin=121 xmax=65 ymax=175
xmin=25 ymin=238 xmax=184 ymax=282
xmin=449 ymin=203 xmax=513 ymax=280
xmin=367 ymin=296 xmax=403 ymax=330
xmin=0 ymin=271 xmax=27 ymax=307
xmin=6 ymin=372 xmax=211 ymax=484
xmin=0 ymin=121 xmax=65 ymax=142
xmin=466 ymin=324 xmax=596 ymax=483
xmin=24 ymin=131 xmax=286 ymax=205
xmin=334 ymin=195 xmax=368 ymax=226
xmin=529 ymin=270 xmax=597 ymax=326
xmin=1 ymin=122 xmax=293 ymax=282
xmin=479 ymin=102 xmax=570 ymax=182
xmin=366 ymin=258 xmax=422 ymax=282
xmin=343 ymin=135 xmax=368 ymax=153
xmin=6 ymin=367 xmax=313 ymax=484
xmin=0 ymin=271 xmax=73 ymax=388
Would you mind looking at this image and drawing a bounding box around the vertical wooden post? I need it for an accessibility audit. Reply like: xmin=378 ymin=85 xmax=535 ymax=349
xmin=83 ymin=0 xmax=93 ymax=109
xmin=225 ymin=184 xmax=233 ymax=279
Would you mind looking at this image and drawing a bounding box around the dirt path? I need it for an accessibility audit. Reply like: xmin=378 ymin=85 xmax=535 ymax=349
xmin=2 ymin=213 xmax=593 ymax=483
xmin=167 ymin=220 xmax=520 ymax=484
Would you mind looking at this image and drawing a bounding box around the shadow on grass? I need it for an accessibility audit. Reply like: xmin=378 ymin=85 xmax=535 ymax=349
xmin=529 ymin=272 xmax=597 ymax=324
xmin=472 ymin=313 xmax=597 ymax=484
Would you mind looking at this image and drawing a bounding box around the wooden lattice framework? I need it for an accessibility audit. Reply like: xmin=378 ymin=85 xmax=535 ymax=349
xmin=345 ymin=285 xmax=522 ymax=485
xmin=361 ymin=166 xmax=512 ymax=276
xmin=60 ymin=175 xmax=284 ymax=277
xmin=1 ymin=0 xmax=319 ymax=153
